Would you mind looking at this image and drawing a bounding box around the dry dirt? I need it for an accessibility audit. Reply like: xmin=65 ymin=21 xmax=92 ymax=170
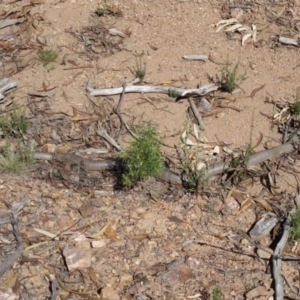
xmin=1 ymin=0 xmax=300 ymax=299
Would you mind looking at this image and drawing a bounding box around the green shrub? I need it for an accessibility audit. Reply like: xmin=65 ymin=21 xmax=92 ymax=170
xmin=38 ymin=49 xmax=58 ymax=66
xmin=121 ymin=123 xmax=164 ymax=188
xmin=290 ymin=208 xmax=300 ymax=242
xmin=212 ymin=287 xmax=224 ymax=300
xmin=221 ymin=60 xmax=247 ymax=93
xmin=0 ymin=109 xmax=29 ymax=138
xmin=0 ymin=143 xmax=33 ymax=173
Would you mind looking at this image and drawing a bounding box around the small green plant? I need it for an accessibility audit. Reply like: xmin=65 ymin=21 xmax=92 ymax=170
xmin=133 ymin=52 xmax=146 ymax=80
xmin=211 ymin=287 xmax=224 ymax=300
xmin=121 ymin=122 xmax=164 ymax=188
xmin=95 ymin=6 xmax=106 ymax=16
xmin=38 ymin=49 xmax=58 ymax=66
xmin=168 ymin=89 xmax=181 ymax=99
xmin=289 ymin=208 xmax=300 ymax=243
xmin=204 ymin=203 xmax=216 ymax=214
xmin=230 ymin=141 xmax=254 ymax=183
xmin=0 ymin=143 xmax=34 ymax=173
xmin=229 ymin=109 xmax=256 ymax=183
xmin=0 ymin=109 xmax=29 ymax=138
xmin=220 ymin=60 xmax=247 ymax=93
xmin=292 ymin=95 xmax=300 ymax=115
xmin=181 ymin=114 xmax=208 ymax=193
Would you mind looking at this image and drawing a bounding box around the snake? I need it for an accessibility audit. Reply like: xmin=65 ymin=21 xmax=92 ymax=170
xmin=33 ymin=132 xmax=300 ymax=186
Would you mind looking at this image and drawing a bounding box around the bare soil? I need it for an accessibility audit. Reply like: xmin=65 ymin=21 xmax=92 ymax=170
xmin=1 ymin=0 xmax=300 ymax=299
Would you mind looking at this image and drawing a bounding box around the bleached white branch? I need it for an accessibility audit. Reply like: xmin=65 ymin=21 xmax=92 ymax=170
xmin=182 ymin=55 xmax=208 ymax=61
xmin=87 ymin=83 xmax=218 ymax=97
xmin=0 ymin=78 xmax=18 ymax=101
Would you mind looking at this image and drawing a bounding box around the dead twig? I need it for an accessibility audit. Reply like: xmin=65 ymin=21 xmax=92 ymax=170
xmin=188 ymin=97 xmax=206 ymax=130
xmin=96 ymin=124 xmax=122 ymax=151
xmin=0 ymin=78 xmax=18 ymax=101
xmin=0 ymin=211 xmax=24 ymax=279
xmin=272 ymin=211 xmax=293 ymax=300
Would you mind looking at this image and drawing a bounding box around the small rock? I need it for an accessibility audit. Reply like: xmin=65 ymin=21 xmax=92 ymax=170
xmin=63 ymin=247 xmax=91 ymax=272
xmin=101 ymin=287 xmax=120 ymax=300
xmin=161 ymin=263 xmax=193 ymax=289
xmin=91 ymin=240 xmax=106 ymax=248
xmin=257 ymin=248 xmax=273 ymax=260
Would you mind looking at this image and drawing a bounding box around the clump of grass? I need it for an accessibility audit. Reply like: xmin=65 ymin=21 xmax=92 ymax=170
xmin=212 ymin=287 xmax=224 ymax=300
xmin=291 ymin=95 xmax=300 ymax=115
xmin=133 ymin=51 xmax=146 ymax=80
xmin=220 ymin=60 xmax=247 ymax=93
xmin=38 ymin=49 xmax=58 ymax=66
xmin=121 ymin=123 xmax=164 ymax=188
xmin=289 ymin=208 xmax=300 ymax=243
xmin=0 ymin=143 xmax=34 ymax=173
xmin=95 ymin=6 xmax=106 ymax=16
xmin=0 ymin=108 xmax=29 ymax=138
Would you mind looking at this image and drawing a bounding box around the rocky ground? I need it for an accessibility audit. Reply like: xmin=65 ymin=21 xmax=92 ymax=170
xmin=1 ymin=0 xmax=300 ymax=299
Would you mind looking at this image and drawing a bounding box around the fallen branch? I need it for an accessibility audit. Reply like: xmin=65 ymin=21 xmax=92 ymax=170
xmin=182 ymin=55 xmax=208 ymax=61
xmin=188 ymin=98 xmax=206 ymax=130
xmin=86 ymin=83 xmax=218 ymax=97
xmin=96 ymin=123 xmax=122 ymax=151
xmin=272 ymin=211 xmax=293 ymax=300
xmin=0 ymin=18 xmax=24 ymax=29
xmin=279 ymin=36 xmax=298 ymax=46
xmin=0 ymin=211 xmax=24 ymax=279
xmin=206 ymin=131 xmax=300 ymax=179
xmin=0 ymin=78 xmax=18 ymax=101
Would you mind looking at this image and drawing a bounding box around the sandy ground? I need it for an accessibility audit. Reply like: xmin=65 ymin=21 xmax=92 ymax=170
xmin=1 ymin=0 xmax=300 ymax=299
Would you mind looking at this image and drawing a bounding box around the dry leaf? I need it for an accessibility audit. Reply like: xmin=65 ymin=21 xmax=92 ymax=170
xmin=89 ymin=267 xmax=100 ymax=288
xmin=103 ymin=225 xmax=119 ymax=240
xmin=246 ymin=285 xmax=274 ymax=299
xmin=254 ymin=198 xmax=273 ymax=211
xmin=79 ymin=203 xmax=94 ymax=217
xmin=231 ymin=190 xmax=245 ymax=204
xmin=237 ymin=197 xmax=253 ymax=214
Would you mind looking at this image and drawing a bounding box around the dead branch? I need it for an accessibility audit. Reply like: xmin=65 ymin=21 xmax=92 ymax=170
xmin=182 ymin=55 xmax=208 ymax=61
xmin=96 ymin=123 xmax=122 ymax=151
xmin=0 ymin=78 xmax=18 ymax=100
xmin=0 ymin=211 xmax=25 ymax=279
xmin=272 ymin=211 xmax=293 ymax=300
xmin=86 ymin=83 xmax=219 ymax=97
xmin=279 ymin=37 xmax=298 ymax=46
xmin=0 ymin=19 xmax=23 ymax=29
xmin=188 ymin=98 xmax=206 ymax=130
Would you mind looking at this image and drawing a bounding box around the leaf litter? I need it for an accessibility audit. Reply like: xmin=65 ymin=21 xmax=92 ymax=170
xmin=1 ymin=0 xmax=300 ymax=299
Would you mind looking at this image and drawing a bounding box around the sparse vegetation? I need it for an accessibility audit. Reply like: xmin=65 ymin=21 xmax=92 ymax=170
xmin=230 ymin=143 xmax=255 ymax=181
xmin=133 ymin=51 xmax=146 ymax=80
xmin=95 ymin=6 xmax=106 ymax=16
xmin=168 ymin=89 xmax=181 ymax=98
xmin=38 ymin=49 xmax=58 ymax=66
xmin=0 ymin=108 xmax=29 ymax=138
xmin=0 ymin=143 xmax=33 ymax=173
xmin=291 ymin=95 xmax=300 ymax=115
xmin=220 ymin=60 xmax=247 ymax=93
xmin=121 ymin=122 xmax=164 ymax=188
xmin=289 ymin=208 xmax=300 ymax=243
xmin=229 ymin=109 xmax=255 ymax=182
xmin=181 ymin=115 xmax=207 ymax=193
xmin=211 ymin=287 xmax=224 ymax=300
xmin=204 ymin=203 xmax=216 ymax=213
